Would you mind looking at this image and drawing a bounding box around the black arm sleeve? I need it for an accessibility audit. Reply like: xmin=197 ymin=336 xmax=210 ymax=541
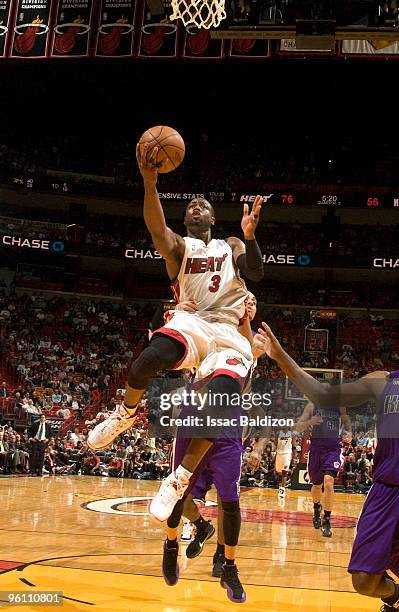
xmin=236 ymin=239 xmax=264 ymax=281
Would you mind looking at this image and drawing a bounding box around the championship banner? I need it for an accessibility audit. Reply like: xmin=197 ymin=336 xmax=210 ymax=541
xmin=0 ymin=0 xmax=13 ymax=57
xmin=51 ymin=0 xmax=94 ymax=57
xmin=341 ymin=40 xmax=399 ymax=56
xmin=137 ymin=3 xmax=178 ymax=58
xmin=9 ymin=0 xmax=53 ymax=58
xmin=279 ymin=38 xmax=335 ymax=54
xmin=95 ymin=0 xmax=136 ymax=58
xmin=182 ymin=27 xmax=224 ymax=58
xmin=229 ymin=39 xmax=270 ymax=59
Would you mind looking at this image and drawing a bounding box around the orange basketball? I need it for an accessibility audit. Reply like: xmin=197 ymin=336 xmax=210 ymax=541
xmin=138 ymin=125 xmax=185 ymax=173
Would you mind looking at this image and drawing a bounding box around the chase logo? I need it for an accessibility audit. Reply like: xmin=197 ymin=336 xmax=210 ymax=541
xmin=297 ymin=254 xmax=310 ymax=266
xmin=51 ymin=241 xmax=65 ymax=253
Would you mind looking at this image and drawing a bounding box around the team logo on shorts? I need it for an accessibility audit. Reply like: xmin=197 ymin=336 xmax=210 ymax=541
xmin=334 ymin=461 xmax=340 ymax=469
xmin=226 ymin=356 xmax=245 ymax=367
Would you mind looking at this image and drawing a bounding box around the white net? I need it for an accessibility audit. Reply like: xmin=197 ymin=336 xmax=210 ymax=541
xmin=170 ymin=0 xmax=226 ymax=29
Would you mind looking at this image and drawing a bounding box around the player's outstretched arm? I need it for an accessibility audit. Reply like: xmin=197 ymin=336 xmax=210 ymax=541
xmin=227 ymin=195 xmax=264 ymax=281
xmin=254 ymin=322 xmax=387 ymax=408
xmin=136 ymin=143 xmax=184 ymax=274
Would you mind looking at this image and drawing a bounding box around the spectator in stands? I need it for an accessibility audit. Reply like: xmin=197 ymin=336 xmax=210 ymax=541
xmin=57 ymin=405 xmax=71 ymax=419
xmin=342 ymin=453 xmax=357 ymax=491
xmin=0 ymin=382 xmax=8 ymax=399
xmin=82 ymin=450 xmax=101 ymax=475
xmin=0 ymin=429 xmax=9 ymax=473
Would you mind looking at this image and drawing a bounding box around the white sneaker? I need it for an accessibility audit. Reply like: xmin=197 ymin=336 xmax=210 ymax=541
xmin=180 ymin=520 xmax=193 ymax=542
xmin=149 ymin=470 xmax=190 ymax=522
xmin=87 ymin=404 xmax=137 ymax=450
xmin=278 ymin=487 xmax=285 ymax=498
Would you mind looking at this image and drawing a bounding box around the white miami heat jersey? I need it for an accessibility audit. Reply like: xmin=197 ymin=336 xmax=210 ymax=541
xmin=276 ymin=431 xmax=293 ymax=453
xmin=173 ymin=237 xmax=247 ymax=325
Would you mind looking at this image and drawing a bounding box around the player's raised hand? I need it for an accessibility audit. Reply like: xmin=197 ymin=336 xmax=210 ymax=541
xmin=241 ymin=195 xmax=262 ymax=239
xmin=136 ymin=142 xmax=161 ymax=184
xmin=254 ymin=322 xmax=283 ymax=361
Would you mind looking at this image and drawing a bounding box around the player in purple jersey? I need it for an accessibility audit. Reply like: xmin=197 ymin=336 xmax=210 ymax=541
xmin=161 ymin=293 xmax=264 ymax=603
xmin=254 ymin=321 xmax=399 ymax=612
xmin=295 ymin=402 xmax=351 ymax=537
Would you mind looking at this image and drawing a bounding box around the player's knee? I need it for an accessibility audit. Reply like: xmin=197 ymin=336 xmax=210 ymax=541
xmin=323 ymin=475 xmax=335 ymax=491
xmin=167 ymin=499 xmax=185 ymax=529
xmin=312 ymin=483 xmax=322 ymax=491
xmin=127 ymin=336 xmax=186 ymax=388
xmin=351 ymin=572 xmax=380 ymax=596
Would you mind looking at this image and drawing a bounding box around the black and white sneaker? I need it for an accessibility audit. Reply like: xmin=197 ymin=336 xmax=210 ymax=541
xmin=162 ymin=540 xmax=179 ymax=586
xmin=380 ymin=604 xmax=399 ymax=611
xmin=220 ymin=563 xmax=246 ymax=603
xmin=313 ymin=505 xmax=322 ymax=529
xmin=212 ymin=551 xmax=225 ymax=578
xmin=186 ymin=521 xmax=215 ymax=559
xmin=321 ymin=518 xmax=332 ymax=538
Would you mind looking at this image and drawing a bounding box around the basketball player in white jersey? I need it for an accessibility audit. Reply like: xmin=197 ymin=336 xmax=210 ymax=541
xmin=275 ymin=427 xmax=293 ymax=497
xmin=88 ymin=142 xmax=264 ymax=524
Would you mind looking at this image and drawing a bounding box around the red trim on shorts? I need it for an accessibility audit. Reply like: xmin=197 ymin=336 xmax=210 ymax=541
xmin=163 ymin=310 xmax=175 ymax=323
xmin=151 ymin=327 xmax=188 ymax=369
xmin=192 ymin=368 xmax=248 ymax=392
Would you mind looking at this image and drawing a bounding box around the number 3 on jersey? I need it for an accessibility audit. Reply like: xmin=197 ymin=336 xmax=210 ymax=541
xmin=209 ymin=274 xmax=221 ymax=293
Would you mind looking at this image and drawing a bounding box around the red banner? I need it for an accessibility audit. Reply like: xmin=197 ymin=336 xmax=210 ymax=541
xmin=137 ymin=3 xmax=178 ymax=59
xmin=229 ymin=39 xmax=270 ymax=59
xmin=95 ymin=0 xmax=136 ymax=58
xmin=9 ymin=0 xmax=53 ymax=58
xmin=51 ymin=0 xmax=94 ymax=57
xmin=317 ymin=310 xmax=337 ymax=320
xmin=0 ymin=0 xmax=13 ymax=57
xmin=182 ymin=27 xmax=224 ymax=58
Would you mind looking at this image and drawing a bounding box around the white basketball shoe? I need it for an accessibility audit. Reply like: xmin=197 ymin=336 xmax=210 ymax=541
xmin=278 ymin=487 xmax=285 ymax=498
xmin=149 ymin=467 xmax=191 ymax=522
xmin=87 ymin=404 xmax=137 ymax=450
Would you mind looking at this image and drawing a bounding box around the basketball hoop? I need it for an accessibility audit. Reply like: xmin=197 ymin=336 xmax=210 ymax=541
xmin=169 ymin=0 xmax=226 ymax=29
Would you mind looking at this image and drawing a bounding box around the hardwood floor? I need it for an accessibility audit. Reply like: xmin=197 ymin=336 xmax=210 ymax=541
xmin=0 ymin=476 xmax=378 ymax=611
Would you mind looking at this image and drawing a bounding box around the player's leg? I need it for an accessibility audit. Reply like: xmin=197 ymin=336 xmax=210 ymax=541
xmin=319 ymin=447 xmax=342 ymax=537
xmin=184 ymin=478 xmax=215 ymax=559
xmin=212 ymin=442 xmax=246 ymax=603
xmin=213 ymin=492 xmax=226 ymax=577
xmin=162 ymin=500 xmax=184 ymax=586
xmin=308 ymin=446 xmax=324 ymax=528
xmin=321 ymin=473 xmax=335 ymax=537
xmin=150 ymin=375 xmax=241 ymax=521
xmin=348 ymin=482 xmax=399 ymax=610
xmin=88 ymin=334 xmax=187 ymax=450
xmin=311 ymin=483 xmax=323 ymax=528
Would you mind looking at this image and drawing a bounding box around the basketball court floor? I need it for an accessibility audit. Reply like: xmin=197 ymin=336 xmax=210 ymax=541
xmin=0 ymin=476 xmax=380 ymax=611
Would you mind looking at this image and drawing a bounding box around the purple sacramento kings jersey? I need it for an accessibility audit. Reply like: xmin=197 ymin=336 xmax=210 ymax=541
xmin=372 ymin=371 xmax=399 ymax=486
xmin=310 ymin=405 xmax=340 ymax=450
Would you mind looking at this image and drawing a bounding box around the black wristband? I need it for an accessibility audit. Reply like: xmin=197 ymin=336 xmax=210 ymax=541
xmin=236 ymin=239 xmax=263 ymax=281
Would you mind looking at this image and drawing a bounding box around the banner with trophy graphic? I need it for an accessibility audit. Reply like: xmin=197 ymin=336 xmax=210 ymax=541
xmin=9 ymin=0 xmax=53 ymax=58
xmin=95 ymin=0 xmax=136 ymax=58
xmin=51 ymin=0 xmax=94 ymax=57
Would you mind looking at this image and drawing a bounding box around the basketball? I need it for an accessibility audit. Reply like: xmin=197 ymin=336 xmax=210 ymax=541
xmin=138 ymin=125 xmax=185 ymax=173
